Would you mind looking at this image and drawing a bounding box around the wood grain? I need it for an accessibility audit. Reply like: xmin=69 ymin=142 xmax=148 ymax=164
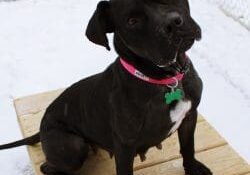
xmin=135 ymin=145 xmax=250 ymax=175
xmin=14 ymin=89 xmax=64 ymax=116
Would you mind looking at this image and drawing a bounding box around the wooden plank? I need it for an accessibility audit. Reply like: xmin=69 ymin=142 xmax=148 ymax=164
xmin=17 ymin=110 xmax=216 ymax=175
xmin=197 ymin=116 xmax=205 ymax=123
xmin=18 ymin=111 xmax=117 ymax=175
xmin=14 ymin=90 xmax=250 ymax=175
xmin=17 ymin=111 xmax=45 ymax=175
xmin=14 ymin=89 xmax=64 ymax=116
xmin=135 ymin=145 xmax=250 ymax=175
xmin=133 ymin=120 xmax=226 ymax=170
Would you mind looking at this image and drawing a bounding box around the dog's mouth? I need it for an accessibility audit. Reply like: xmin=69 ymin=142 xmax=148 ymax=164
xmin=156 ymin=38 xmax=183 ymax=68
xmin=157 ymin=51 xmax=179 ymax=68
xmin=156 ymin=36 xmax=195 ymax=68
xmin=180 ymin=38 xmax=195 ymax=52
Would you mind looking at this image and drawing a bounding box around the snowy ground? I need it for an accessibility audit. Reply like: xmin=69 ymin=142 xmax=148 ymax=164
xmin=0 ymin=0 xmax=249 ymax=174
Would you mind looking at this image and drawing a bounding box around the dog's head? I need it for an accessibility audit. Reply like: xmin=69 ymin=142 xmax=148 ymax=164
xmin=86 ymin=0 xmax=201 ymax=67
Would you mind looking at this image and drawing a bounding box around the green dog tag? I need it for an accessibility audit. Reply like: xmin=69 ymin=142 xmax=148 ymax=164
xmin=165 ymin=88 xmax=183 ymax=105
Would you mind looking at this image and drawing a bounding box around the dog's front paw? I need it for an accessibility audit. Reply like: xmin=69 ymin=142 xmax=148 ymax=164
xmin=184 ymin=159 xmax=212 ymax=175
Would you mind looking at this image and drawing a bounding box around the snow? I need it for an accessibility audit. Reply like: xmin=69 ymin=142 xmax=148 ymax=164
xmin=0 ymin=0 xmax=249 ymax=174
xmin=190 ymin=0 xmax=250 ymax=164
xmin=207 ymin=0 xmax=250 ymax=30
xmin=209 ymin=0 xmax=250 ymax=30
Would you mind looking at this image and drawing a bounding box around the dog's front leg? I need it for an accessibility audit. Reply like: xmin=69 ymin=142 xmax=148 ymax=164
xmin=178 ymin=110 xmax=212 ymax=175
xmin=114 ymin=139 xmax=135 ymax=175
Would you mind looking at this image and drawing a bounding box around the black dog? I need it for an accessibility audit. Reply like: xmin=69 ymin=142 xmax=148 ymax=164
xmin=0 ymin=0 xmax=212 ymax=175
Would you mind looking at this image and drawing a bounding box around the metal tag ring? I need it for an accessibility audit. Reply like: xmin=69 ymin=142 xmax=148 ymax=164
xmin=167 ymin=77 xmax=179 ymax=89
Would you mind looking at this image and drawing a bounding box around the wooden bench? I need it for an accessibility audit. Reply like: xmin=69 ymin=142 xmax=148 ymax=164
xmin=14 ymin=89 xmax=250 ymax=175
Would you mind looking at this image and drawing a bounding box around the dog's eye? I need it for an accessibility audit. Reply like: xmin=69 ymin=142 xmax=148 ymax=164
xmin=127 ymin=18 xmax=140 ymax=27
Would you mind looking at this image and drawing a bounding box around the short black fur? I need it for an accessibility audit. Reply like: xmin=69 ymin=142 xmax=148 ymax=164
xmin=0 ymin=0 xmax=212 ymax=175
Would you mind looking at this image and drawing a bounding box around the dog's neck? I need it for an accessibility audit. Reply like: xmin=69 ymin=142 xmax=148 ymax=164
xmin=113 ymin=35 xmax=178 ymax=80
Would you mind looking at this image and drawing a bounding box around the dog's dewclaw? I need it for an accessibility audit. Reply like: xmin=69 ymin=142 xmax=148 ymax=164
xmin=156 ymin=143 xmax=163 ymax=150
xmin=139 ymin=153 xmax=147 ymax=162
xmin=109 ymin=152 xmax=114 ymax=159
xmin=90 ymin=144 xmax=98 ymax=154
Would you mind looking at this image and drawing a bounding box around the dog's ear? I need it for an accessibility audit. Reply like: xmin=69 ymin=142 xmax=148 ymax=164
xmin=86 ymin=1 xmax=114 ymax=51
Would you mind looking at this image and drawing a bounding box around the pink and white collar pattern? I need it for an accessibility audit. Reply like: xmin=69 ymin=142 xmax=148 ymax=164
xmin=120 ymin=58 xmax=185 ymax=86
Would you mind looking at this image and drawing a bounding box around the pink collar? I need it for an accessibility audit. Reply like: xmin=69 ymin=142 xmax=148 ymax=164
xmin=120 ymin=58 xmax=184 ymax=86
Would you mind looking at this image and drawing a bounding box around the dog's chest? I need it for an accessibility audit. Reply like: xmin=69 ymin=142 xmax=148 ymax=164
xmin=168 ymin=100 xmax=192 ymax=134
xmin=141 ymin=98 xmax=192 ymax=143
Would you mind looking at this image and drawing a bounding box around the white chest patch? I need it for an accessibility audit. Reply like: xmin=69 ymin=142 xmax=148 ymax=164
xmin=168 ymin=100 xmax=192 ymax=135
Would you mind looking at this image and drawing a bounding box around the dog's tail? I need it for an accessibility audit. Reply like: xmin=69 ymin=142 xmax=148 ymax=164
xmin=0 ymin=132 xmax=40 ymax=150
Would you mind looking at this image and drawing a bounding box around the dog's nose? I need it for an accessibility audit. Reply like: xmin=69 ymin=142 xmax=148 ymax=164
xmin=164 ymin=12 xmax=184 ymax=34
xmin=168 ymin=12 xmax=184 ymax=27
xmin=195 ymin=27 xmax=202 ymax=41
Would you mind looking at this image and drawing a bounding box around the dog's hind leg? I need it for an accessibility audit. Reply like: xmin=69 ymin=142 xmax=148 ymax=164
xmin=113 ymin=139 xmax=136 ymax=175
xmin=40 ymin=129 xmax=89 ymax=175
xmin=40 ymin=163 xmax=76 ymax=175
